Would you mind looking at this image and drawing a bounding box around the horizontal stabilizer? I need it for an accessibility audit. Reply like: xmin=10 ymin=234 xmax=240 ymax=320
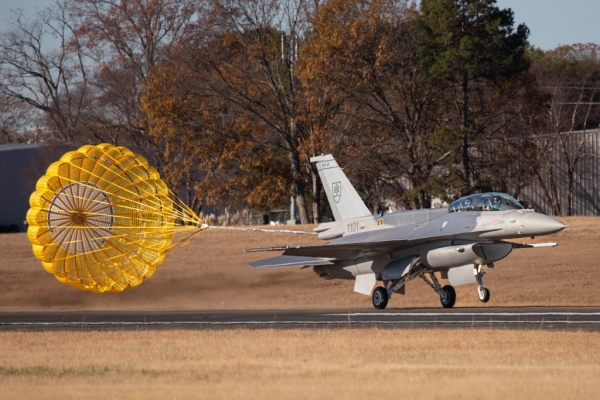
xmin=249 ymin=255 xmax=335 ymax=269
xmin=511 ymin=242 xmax=558 ymax=248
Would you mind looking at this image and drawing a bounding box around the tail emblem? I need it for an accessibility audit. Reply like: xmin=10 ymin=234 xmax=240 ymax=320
xmin=332 ymin=182 xmax=342 ymax=203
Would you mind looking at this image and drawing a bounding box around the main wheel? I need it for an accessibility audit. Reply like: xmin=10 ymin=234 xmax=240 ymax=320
xmin=372 ymin=287 xmax=389 ymax=310
xmin=440 ymin=285 xmax=456 ymax=308
xmin=478 ymin=287 xmax=490 ymax=303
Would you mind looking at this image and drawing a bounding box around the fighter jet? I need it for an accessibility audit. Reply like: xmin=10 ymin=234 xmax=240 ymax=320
xmin=248 ymin=154 xmax=566 ymax=309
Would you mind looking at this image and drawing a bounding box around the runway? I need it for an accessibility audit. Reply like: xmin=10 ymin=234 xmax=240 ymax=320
xmin=2 ymin=307 xmax=600 ymax=331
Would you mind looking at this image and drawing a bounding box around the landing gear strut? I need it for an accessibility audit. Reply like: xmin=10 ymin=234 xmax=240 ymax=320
xmin=475 ymin=264 xmax=490 ymax=303
xmin=420 ymin=271 xmax=456 ymax=308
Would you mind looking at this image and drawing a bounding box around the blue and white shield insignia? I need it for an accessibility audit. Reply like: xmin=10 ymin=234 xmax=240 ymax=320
xmin=332 ymin=181 xmax=342 ymax=203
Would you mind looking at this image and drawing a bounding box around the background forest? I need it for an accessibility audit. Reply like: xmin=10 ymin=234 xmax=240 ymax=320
xmin=1 ymin=0 xmax=599 ymax=221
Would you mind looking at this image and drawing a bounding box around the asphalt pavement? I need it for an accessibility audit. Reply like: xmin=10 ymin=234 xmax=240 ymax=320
xmin=1 ymin=307 xmax=600 ymax=331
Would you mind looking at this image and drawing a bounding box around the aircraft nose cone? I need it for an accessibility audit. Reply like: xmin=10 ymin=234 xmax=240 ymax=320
xmin=521 ymin=213 xmax=566 ymax=236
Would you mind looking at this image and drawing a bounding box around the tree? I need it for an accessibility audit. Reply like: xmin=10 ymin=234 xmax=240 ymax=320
xmin=420 ymin=0 xmax=530 ymax=192
xmin=141 ymin=57 xmax=251 ymax=213
xmin=67 ymin=0 xmax=203 ymax=145
xmin=183 ymin=0 xmax=330 ymax=223
xmin=300 ymin=0 xmax=455 ymax=209
xmin=0 ymin=3 xmax=91 ymax=142
xmin=0 ymin=90 xmax=31 ymax=143
xmin=475 ymin=67 xmax=546 ymax=195
xmin=81 ymin=61 xmax=144 ymax=145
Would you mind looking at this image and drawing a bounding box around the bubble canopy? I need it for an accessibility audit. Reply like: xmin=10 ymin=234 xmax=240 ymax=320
xmin=448 ymin=193 xmax=524 ymax=213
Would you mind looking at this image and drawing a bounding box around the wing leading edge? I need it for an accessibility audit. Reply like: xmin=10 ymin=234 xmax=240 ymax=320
xmin=249 ymin=255 xmax=335 ymax=269
xmin=246 ymin=238 xmax=409 ymax=262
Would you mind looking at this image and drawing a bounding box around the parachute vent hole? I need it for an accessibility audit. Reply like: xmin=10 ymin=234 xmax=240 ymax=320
xmin=72 ymin=212 xmax=86 ymax=225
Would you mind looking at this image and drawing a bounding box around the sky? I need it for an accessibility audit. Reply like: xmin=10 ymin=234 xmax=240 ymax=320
xmin=0 ymin=0 xmax=599 ymax=51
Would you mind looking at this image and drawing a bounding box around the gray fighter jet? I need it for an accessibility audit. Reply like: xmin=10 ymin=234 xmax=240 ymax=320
xmin=248 ymin=154 xmax=566 ymax=309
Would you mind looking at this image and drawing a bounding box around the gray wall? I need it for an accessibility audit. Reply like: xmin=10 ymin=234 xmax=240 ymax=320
xmin=0 ymin=143 xmax=77 ymax=232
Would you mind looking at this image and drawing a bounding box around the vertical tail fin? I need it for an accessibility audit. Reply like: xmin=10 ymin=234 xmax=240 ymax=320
xmin=310 ymin=154 xmax=372 ymax=221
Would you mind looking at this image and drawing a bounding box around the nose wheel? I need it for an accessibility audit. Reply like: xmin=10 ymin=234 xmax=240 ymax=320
xmin=478 ymin=287 xmax=490 ymax=302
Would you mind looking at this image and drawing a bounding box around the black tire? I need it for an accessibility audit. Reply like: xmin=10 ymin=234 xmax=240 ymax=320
xmin=478 ymin=287 xmax=490 ymax=303
xmin=372 ymin=287 xmax=389 ymax=310
xmin=440 ymin=285 xmax=456 ymax=308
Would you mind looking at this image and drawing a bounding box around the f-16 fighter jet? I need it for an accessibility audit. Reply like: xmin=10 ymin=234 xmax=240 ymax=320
xmin=248 ymin=154 xmax=566 ymax=309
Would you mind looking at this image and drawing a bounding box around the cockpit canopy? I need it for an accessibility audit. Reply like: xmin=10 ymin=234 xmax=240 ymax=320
xmin=448 ymin=192 xmax=524 ymax=213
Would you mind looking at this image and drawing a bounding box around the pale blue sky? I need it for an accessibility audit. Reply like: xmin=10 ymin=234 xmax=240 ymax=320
xmin=0 ymin=0 xmax=599 ymax=50
xmin=495 ymin=0 xmax=600 ymax=50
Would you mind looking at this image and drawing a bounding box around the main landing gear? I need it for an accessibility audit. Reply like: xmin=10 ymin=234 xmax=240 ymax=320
xmin=475 ymin=264 xmax=491 ymax=303
xmin=371 ymin=261 xmax=458 ymax=310
xmin=372 ymin=287 xmax=389 ymax=309
xmin=419 ymin=271 xmax=456 ymax=308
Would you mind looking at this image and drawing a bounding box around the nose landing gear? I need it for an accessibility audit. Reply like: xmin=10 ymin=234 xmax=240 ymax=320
xmin=475 ymin=264 xmax=491 ymax=303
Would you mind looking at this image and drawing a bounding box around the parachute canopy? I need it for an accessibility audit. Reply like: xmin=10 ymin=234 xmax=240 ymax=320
xmin=27 ymin=144 xmax=202 ymax=293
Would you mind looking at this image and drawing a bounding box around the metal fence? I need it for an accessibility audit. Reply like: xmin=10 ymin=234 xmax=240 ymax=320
xmin=512 ymin=130 xmax=600 ymax=216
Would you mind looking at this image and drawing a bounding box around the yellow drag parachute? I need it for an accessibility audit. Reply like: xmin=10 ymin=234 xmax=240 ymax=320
xmin=26 ymin=144 xmax=203 ymax=293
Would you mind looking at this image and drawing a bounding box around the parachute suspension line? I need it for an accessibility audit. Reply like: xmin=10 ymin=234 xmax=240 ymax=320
xmin=168 ymin=191 xmax=201 ymax=228
xmin=206 ymin=226 xmax=316 ymax=235
xmin=93 ymin=146 xmax=201 ymax=228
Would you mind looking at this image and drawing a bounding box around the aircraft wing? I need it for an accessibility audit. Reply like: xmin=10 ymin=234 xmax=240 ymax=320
xmin=282 ymin=240 xmax=408 ymax=259
xmin=246 ymin=223 xmax=508 ymax=265
xmin=249 ymin=255 xmax=335 ymax=268
xmin=246 ymin=238 xmax=409 ymax=261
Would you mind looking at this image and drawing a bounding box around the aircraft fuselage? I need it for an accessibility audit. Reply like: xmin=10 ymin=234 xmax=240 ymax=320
xmin=312 ymin=207 xmax=564 ymax=280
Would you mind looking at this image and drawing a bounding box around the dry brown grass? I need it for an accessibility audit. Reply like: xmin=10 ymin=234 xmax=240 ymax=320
xmin=1 ymin=216 xmax=599 ymax=310
xmin=0 ymin=329 xmax=599 ymax=399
